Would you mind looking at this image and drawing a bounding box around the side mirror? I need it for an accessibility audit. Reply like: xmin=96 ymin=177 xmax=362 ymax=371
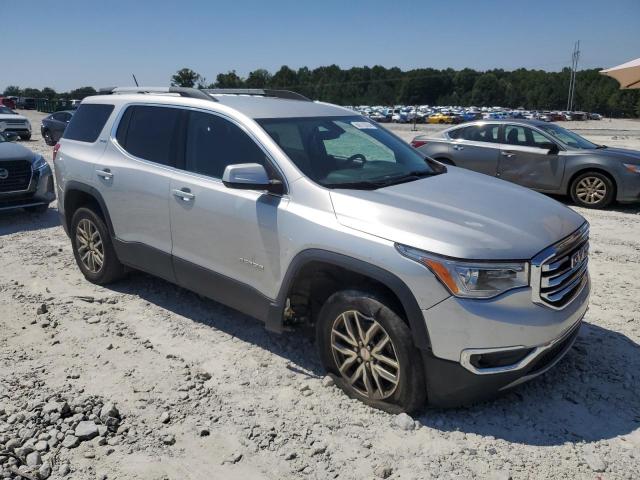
xmin=540 ymin=142 xmax=559 ymax=154
xmin=222 ymin=163 xmax=281 ymax=192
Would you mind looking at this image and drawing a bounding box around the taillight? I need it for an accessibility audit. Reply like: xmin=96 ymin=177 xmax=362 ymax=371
xmin=411 ymin=139 xmax=427 ymax=148
xmin=53 ymin=143 xmax=61 ymax=162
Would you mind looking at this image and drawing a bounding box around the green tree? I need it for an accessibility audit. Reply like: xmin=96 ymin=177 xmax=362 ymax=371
xmin=42 ymin=87 xmax=57 ymax=100
xmin=171 ymin=68 xmax=202 ymax=88
xmin=22 ymin=88 xmax=43 ymax=98
xmin=69 ymin=87 xmax=97 ymax=99
xmin=471 ymin=73 xmax=504 ymax=106
xmin=3 ymin=86 xmax=21 ymax=96
xmin=246 ymin=69 xmax=271 ymax=88
xmin=215 ymin=71 xmax=244 ymax=88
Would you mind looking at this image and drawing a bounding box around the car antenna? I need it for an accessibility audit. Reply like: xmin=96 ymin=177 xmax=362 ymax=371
xmin=132 ymin=74 xmax=139 ymax=87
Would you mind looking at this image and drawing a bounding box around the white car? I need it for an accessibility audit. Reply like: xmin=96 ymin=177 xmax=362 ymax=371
xmin=0 ymin=106 xmax=32 ymax=140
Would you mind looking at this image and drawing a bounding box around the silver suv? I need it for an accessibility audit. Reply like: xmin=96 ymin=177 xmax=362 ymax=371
xmin=54 ymin=87 xmax=590 ymax=412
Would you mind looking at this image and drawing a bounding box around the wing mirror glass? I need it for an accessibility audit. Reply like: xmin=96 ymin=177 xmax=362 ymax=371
xmin=222 ymin=163 xmax=283 ymax=193
xmin=540 ymin=142 xmax=559 ymax=154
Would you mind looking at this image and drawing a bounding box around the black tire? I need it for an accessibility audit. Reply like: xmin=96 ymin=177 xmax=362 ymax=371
xmin=25 ymin=204 xmax=49 ymax=214
xmin=42 ymin=129 xmax=55 ymax=146
xmin=70 ymin=207 xmax=126 ymax=285
xmin=435 ymin=158 xmax=455 ymax=166
xmin=569 ymin=171 xmax=615 ymax=209
xmin=19 ymin=134 xmax=31 ymax=141
xmin=316 ymin=290 xmax=426 ymax=413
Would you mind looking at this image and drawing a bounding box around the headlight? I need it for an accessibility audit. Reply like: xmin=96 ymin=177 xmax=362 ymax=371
xmin=396 ymin=244 xmax=529 ymax=299
xmin=26 ymin=120 xmax=32 ymax=130
xmin=33 ymin=155 xmax=47 ymax=170
xmin=623 ymin=163 xmax=640 ymax=174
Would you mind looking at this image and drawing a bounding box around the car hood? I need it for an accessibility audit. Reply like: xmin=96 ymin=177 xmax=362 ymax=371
xmin=0 ymin=142 xmax=36 ymax=162
xmin=329 ymin=167 xmax=585 ymax=260
xmin=0 ymin=113 xmax=27 ymax=121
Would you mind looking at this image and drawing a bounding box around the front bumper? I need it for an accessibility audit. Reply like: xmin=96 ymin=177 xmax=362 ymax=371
xmin=421 ymin=276 xmax=589 ymax=406
xmin=0 ymin=164 xmax=55 ymax=211
xmin=424 ymin=318 xmax=582 ymax=407
xmin=617 ymin=172 xmax=640 ymax=203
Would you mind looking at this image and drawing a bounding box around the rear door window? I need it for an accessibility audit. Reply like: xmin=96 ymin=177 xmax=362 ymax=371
xmin=115 ymin=105 xmax=182 ymax=166
xmin=460 ymin=124 xmax=500 ymax=143
xmin=63 ymin=104 xmax=114 ymax=142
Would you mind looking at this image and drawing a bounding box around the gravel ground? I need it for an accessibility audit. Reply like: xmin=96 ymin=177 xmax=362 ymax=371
xmin=0 ymin=111 xmax=639 ymax=479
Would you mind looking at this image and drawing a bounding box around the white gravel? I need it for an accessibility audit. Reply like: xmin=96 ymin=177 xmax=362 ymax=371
xmin=0 ymin=111 xmax=638 ymax=479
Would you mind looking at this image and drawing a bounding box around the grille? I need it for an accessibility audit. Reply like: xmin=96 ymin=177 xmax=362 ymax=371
xmin=3 ymin=119 xmax=26 ymax=125
xmin=0 ymin=160 xmax=32 ymax=192
xmin=531 ymin=223 xmax=589 ymax=309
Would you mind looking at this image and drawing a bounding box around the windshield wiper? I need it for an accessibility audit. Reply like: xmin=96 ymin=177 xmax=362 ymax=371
xmin=323 ymin=180 xmax=386 ymax=190
xmin=373 ymin=170 xmax=439 ymax=186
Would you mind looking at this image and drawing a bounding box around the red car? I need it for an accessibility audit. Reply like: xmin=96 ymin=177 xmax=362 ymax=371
xmin=0 ymin=97 xmax=17 ymax=109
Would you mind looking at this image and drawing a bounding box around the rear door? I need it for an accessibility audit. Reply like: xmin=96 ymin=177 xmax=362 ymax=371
xmin=96 ymin=104 xmax=183 ymax=281
xmin=498 ymin=124 xmax=565 ymax=190
xmin=448 ymin=123 xmax=501 ymax=176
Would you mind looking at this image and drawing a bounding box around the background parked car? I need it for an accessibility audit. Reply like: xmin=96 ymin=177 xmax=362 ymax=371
xmin=0 ymin=105 xmax=32 ymax=140
xmin=41 ymin=110 xmax=74 ymax=146
xmin=0 ymin=97 xmax=16 ymax=109
xmin=412 ymin=119 xmax=640 ymax=209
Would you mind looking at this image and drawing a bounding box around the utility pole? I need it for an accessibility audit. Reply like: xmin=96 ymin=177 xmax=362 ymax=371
xmin=566 ymin=41 xmax=580 ymax=111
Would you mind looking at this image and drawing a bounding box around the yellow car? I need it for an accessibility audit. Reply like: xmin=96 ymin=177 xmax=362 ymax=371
xmin=427 ymin=113 xmax=454 ymax=124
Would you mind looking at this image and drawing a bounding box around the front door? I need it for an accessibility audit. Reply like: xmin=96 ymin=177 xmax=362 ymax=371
xmin=498 ymin=125 xmax=565 ymax=191
xmin=169 ymin=109 xmax=288 ymax=316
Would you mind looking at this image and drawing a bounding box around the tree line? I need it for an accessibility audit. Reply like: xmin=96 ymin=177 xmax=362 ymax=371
xmin=5 ymin=65 xmax=640 ymax=117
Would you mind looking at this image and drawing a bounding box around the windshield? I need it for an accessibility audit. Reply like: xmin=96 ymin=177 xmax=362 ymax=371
xmin=537 ymin=123 xmax=598 ymax=149
xmin=0 ymin=133 xmax=6 ymax=143
xmin=0 ymin=106 xmax=15 ymax=115
xmin=257 ymin=116 xmax=440 ymax=189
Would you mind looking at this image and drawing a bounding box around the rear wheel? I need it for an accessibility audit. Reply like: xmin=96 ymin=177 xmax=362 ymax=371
xmin=570 ymin=171 xmax=614 ymax=209
xmin=70 ymin=207 xmax=126 ymax=284
xmin=42 ymin=129 xmax=55 ymax=146
xmin=317 ymin=290 xmax=426 ymax=413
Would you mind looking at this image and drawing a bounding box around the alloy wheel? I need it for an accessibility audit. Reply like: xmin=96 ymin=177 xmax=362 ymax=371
xmin=330 ymin=310 xmax=400 ymax=400
xmin=575 ymin=176 xmax=607 ymax=205
xmin=75 ymin=218 xmax=104 ymax=273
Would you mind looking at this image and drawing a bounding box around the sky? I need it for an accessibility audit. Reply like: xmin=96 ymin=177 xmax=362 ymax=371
xmin=2 ymin=0 xmax=639 ymax=91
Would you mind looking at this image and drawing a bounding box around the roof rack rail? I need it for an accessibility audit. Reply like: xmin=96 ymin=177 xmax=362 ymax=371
xmin=99 ymin=86 xmax=217 ymax=102
xmin=203 ymin=88 xmax=311 ymax=102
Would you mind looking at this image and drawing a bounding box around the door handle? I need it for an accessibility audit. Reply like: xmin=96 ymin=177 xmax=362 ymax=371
xmin=172 ymin=188 xmax=195 ymax=202
xmin=96 ymin=168 xmax=113 ymax=179
xmin=453 ymin=144 xmax=464 ymax=151
xmin=501 ymin=151 xmax=515 ymax=158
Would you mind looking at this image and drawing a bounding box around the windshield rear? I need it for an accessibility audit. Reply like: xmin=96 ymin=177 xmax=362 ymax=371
xmin=257 ymin=115 xmax=439 ymax=189
xmin=537 ymin=123 xmax=598 ymax=149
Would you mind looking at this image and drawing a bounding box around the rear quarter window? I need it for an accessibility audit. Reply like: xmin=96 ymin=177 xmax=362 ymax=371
xmin=63 ymin=104 xmax=114 ymax=143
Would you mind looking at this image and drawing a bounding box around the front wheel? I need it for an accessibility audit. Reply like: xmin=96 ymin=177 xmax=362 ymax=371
xmin=316 ymin=290 xmax=426 ymax=413
xmin=20 ymin=134 xmax=31 ymax=141
xmin=570 ymin=172 xmax=614 ymax=209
